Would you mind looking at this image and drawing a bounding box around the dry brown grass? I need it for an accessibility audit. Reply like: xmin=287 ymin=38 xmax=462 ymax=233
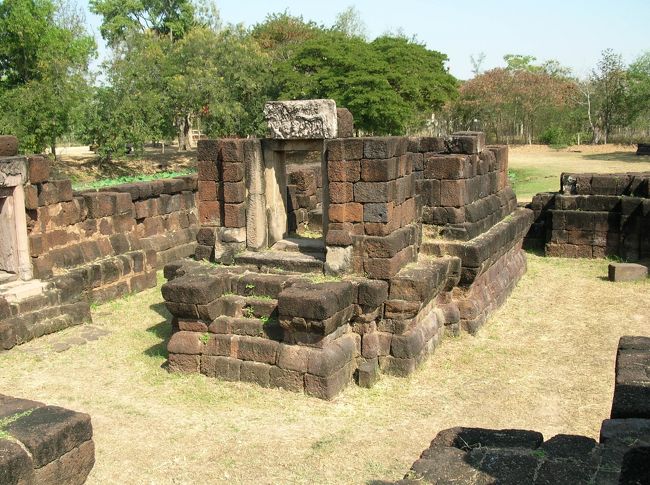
xmin=50 ymin=145 xmax=197 ymax=185
xmin=1 ymin=255 xmax=649 ymax=484
xmin=509 ymin=144 xmax=650 ymax=202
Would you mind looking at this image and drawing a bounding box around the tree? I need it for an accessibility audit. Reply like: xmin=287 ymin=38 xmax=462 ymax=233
xmin=274 ymin=30 xmax=457 ymax=135
xmin=332 ymin=6 xmax=367 ymax=39
xmin=625 ymin=51 xmax=650 ymax=137
xmin=589 ymin=49 xmax=628 ymax=143
xmin=0 ymin=0 xmax=96 ymax=154
xmin=470 ymin=52 xmax=486 ymax=77
xmin=83 ymin=22 xmax=270 ymax=156
xmin=89 ymin=0 xmax=195 ymax=45
xmin=251 ymin=11 xmax=321 ymax=62
xmin=452 ymin=66 xmax=579 ymax=144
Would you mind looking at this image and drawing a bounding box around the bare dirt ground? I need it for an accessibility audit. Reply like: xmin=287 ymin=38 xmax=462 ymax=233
xmin=51 ymin=145 xmax=197 ymax=186
xmin=1 ymin=255 xmax=648 ymax=484
xmin=509 ymin=143 xmax=650 ymax=202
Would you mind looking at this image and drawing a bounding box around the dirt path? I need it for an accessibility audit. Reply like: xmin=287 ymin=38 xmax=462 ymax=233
xmin=1 ymin=255 xmax=648 ymax=484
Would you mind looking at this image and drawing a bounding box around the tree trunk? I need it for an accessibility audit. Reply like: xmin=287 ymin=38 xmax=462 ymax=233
xmin=178 ymin=114 xmax=192 ymax=151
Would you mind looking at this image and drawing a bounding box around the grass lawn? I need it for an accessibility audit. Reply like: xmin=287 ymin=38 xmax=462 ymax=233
xmin=1 ymin=255 xmax=648 ymax=484
xmin=508 ymin=144 xmax=650 ymax=202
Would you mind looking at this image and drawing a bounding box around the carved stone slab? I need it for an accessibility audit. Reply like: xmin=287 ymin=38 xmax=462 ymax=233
xmin=264 ymin=99 xmax=338 ymax=139
xmin=0 ymin=157 xmax=27 ymax=187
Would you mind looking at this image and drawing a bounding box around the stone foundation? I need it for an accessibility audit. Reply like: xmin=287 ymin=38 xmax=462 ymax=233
xmin=0 ymin=394 xmax=94 ymax=485
xmin=525 ymin=172 xmax=650 ymax=261
xmin=162 ymin=256 xmax=460 ymax=399
xmin=1 ymin=136 xmax=201 ymax=351
xmin=168 ymin=104 xmax=532 ymax=399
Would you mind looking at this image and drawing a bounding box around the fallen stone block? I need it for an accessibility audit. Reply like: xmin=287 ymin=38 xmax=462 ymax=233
xmin=608 ymin=262 xmax=648 ymax=282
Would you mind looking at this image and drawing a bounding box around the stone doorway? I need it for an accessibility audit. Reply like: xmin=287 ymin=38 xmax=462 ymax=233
xmin=258 ymin=139 xmax=329 ymax=255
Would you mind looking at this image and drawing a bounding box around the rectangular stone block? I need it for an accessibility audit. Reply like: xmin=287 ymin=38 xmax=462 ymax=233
xmin=360 ymin=158 xmax=399 ymax=181
xmin=223 ymin=203 xmax=245 ymax=227
xmin=222 ymin=162 xmax=244 ymax=183
xmin=354 ymin=181 xmax=394 ymax=203
xmin=363 ymin=202 xmax=394 ymax=223
xmin=326 ymin=138 xmax=364 ymax=161
xmin=329 ymin=203 xmax=363 ymax=223
xmin=424 ymin=155 xmax=471 ymax=180
xmin=329 ymin=182 xmax=354 ymax=203
xmin=198 ymin=181 xmax=217 ymax=201
xmin=328 ymin=159 xmax=360 ymax=182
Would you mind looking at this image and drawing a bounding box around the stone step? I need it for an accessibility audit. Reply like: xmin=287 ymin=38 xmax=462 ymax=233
xmin=0 ymin=279 xmax=51 ymax=303
xmin=0 ymin=271 xmax=18 ymax=284
xmin=271 ymin=237 xmax=325 ymax=254
xmin=234 ymin=250 xmax=324 ymax=274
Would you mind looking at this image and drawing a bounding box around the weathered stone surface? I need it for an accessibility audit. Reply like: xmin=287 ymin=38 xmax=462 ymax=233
xmin=279 ymin=281 xmax=355 ymax=320
xmin=611 ymin=335 xmax=650 ymax=419
xmin=33 ymin=439 xmax=95 ymax=485
xmin=430 ymin=427 xmax=544 ymax=450
xmin=608 ymin=262 xmax=648 ymax=282
xmin=0 ymin=439 xmax=34 ymax=485
xmin=336 ymin=108 xmax=354 ymax=138
xmin=325 ymin=245 xmax=353 ymax=275
xmin=162 ymin=274 xmax=226 ymax=304
xmin=5 ymin=405 xmax=93 ymax=468
xmin=264 ymin=99 xmax=338 ymax=139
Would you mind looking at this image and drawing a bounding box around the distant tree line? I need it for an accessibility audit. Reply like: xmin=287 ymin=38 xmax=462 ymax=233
xmin=1 ymin=0 xmax=649 ymax=158
xmin=448 ymin=51 xmax=650 ymax=145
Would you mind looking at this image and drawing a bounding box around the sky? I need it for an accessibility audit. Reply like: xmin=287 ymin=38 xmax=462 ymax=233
xmin=81 ymin=0 xmax=650 ymax=80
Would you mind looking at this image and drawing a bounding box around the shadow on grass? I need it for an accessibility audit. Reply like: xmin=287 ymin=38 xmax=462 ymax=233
xmin=581 ymin=151 xmax=648 ymax=164
xmin=144 ymin=302 xmax=173 ymax=361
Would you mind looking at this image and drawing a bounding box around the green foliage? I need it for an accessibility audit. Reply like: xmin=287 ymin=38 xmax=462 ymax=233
xmin=589 ymin=49 xmax=629 ymax=143
xmin=0 ymin=0 xmax=96 ymax=153
xmin=626 ymin=51 xmax=650 ymax=135
xmin=538 ymin=126 xmax=570 ymax=146
xmin=82 ymin=24 xmax=269 ymax=156
xmin=275 ymin=30 xmax=457 ymax=134
xmin=89 ymin=0 xmax=195 ymax=45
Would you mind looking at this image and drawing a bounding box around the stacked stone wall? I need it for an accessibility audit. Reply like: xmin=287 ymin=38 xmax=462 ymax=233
xmin=525 ymin=173 xmax=650 ymax=261
xmin=24 ymin=156 xmax=198 ymax=301
xmin=325 ymin=136 xmax=420 ymax=279
xmin=409 ymin=133 xmax=516 ymax=241
xmin=1 ymin=149 xmax=200 ymax=351
xmin=162 ymin=255 xmax=460 ymax=399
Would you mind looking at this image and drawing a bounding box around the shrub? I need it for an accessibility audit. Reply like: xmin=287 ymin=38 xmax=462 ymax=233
xmin=538 ymin=126 xmax=569 ymax=146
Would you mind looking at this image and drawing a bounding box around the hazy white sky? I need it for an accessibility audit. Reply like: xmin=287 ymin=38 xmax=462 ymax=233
xmin=82 ymin=0 xmax=650 ymax=79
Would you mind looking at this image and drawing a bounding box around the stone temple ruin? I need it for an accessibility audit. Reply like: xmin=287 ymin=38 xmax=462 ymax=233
xmin=161 ymin=100 xmax=534 ymax=398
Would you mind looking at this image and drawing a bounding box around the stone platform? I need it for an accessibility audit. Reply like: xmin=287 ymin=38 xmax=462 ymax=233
xmin=162 ymin=256 xmax=460 ymax=399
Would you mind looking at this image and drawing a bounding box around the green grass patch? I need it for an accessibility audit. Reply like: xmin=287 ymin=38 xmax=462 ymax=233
xmin=73 ymin=169 xmax=196 ymax=191
xmin=508 ymin=168 xmax=558 ymax=201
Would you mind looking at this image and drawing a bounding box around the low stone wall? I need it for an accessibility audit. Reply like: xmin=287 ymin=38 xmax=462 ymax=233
xmin=394 ymin=336 xmax=650 ymax=484
xmin=161 ymin=255 xmax=460 ymax=399
xmin=525 ymin=173 xmax=650 ymax=261
xmin=1 ymin=149 xmax=200 ymax=351
xmin=409 ymin=134 xmax=515 ymax=241
xmin=0 ymin=394 xmax=94 ymax=484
